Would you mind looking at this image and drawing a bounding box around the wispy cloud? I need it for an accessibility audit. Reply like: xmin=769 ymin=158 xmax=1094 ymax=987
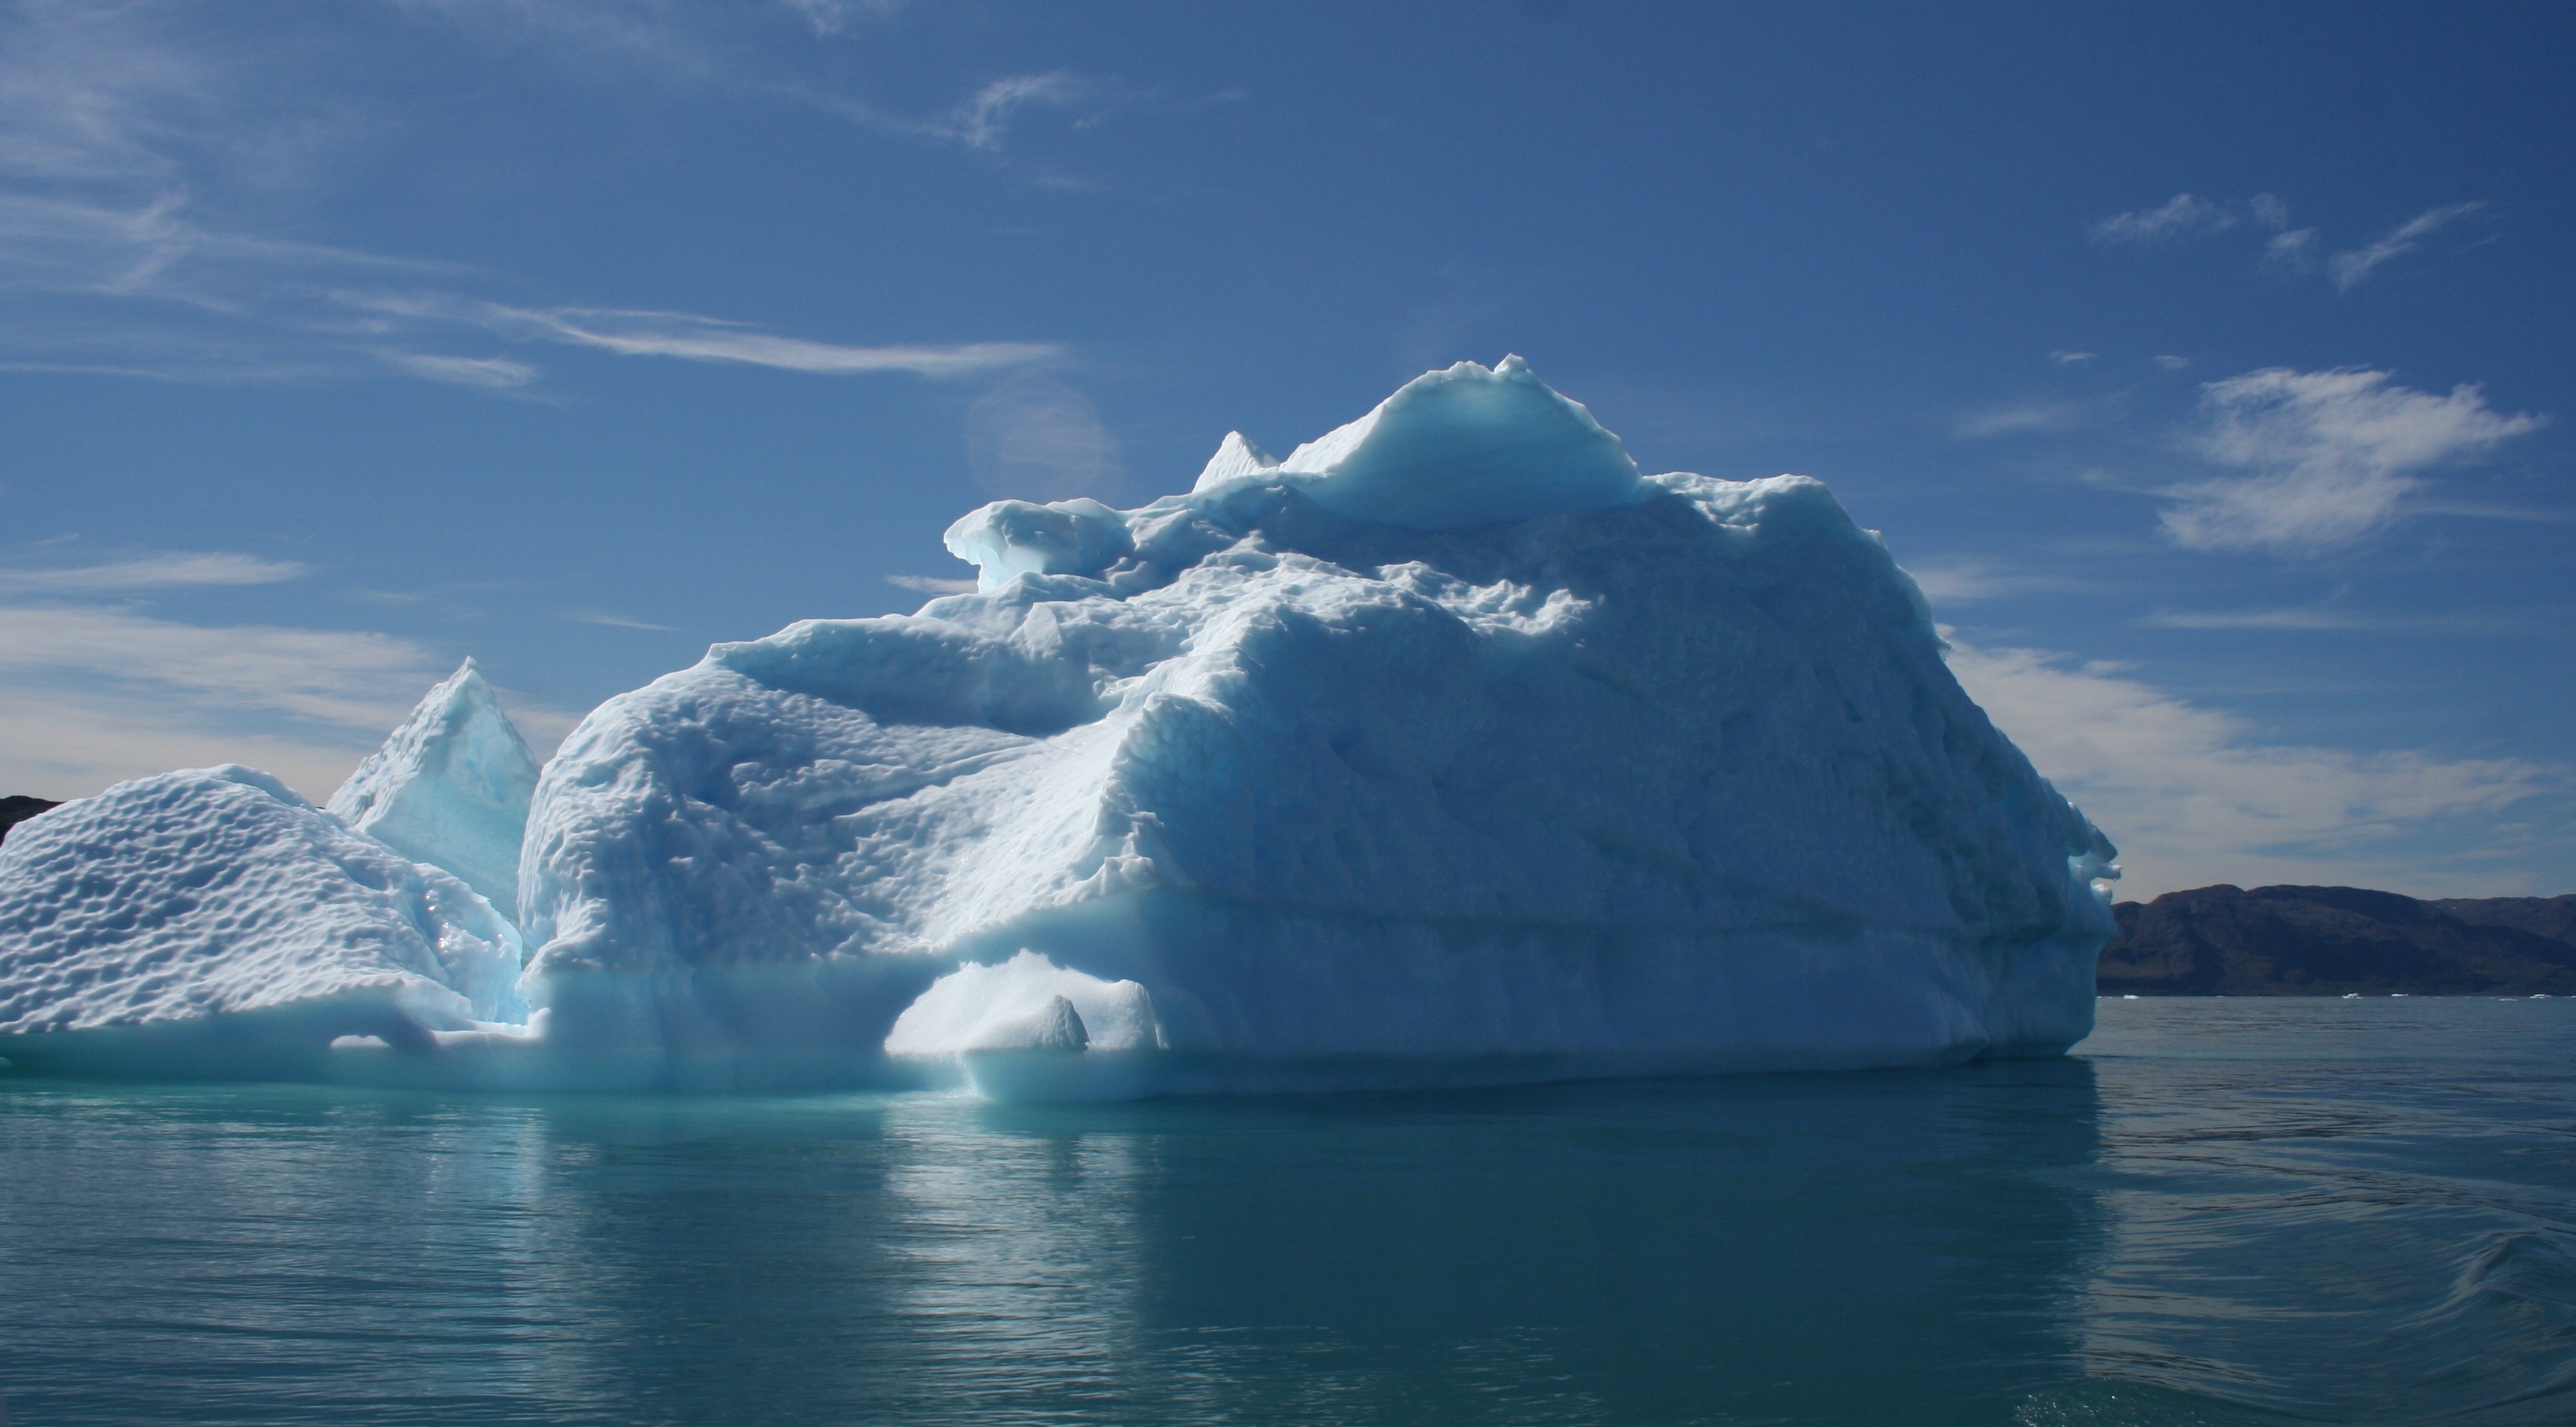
xmin=0 ymin=617 xmax=577 ymax=802
xmin=0 ymin=553 xmax=579 ymax=797
xmin=2157 ymin=368 xmax=2547 ymax=554
xmin=2329 ymin=203 xmax=2485 ymax=292
xmin=778 ymin=0 xmax=904 ymax=37
xmin=2136 ymin=606 xmax=2497 ymax=631
xmin=378 ymin=350 xmax=539 ymax=388
xmin=566 ymin=609 xmax=674 ymax=631
xmin=0 ymin=551 xmax=307 ymax=591
xmin=0 ymin=3 xmax=1062 ymax=387
xmin=0 ymin=188 xmax=1054 ymax=384
xmin=941 ymin=72 xmax=1101 ymax=151
xmin=2091 ymin=193 xmax=2236 ymax=245
xmin=0 ymin=602 xmax=439 ymax=729
xmin=0 ymin=687 xmax=377 ymax=806
xmin=2049 ymin=350 xmax=2096 ymax=366
xmin=402 ymin=1 xmax=1135 ymax=155
xmin=2264 ymin=227 xmax=2318 ymax=271
xmin=1955 ymin=400 xmax=2089 ymax=439
xmin=1946 ymin=636 xmax=2560 ymax=898
xmin=885 ymin=573 xmax=976 ymax=595
xmin=1901 ymin=562 xmax=2089 ymax=605
xmin=336 ymin=292 xmax=1058 ymax=377
xmin=2089 ymin=192 xmax=2489 ymax=291
xmin=501 ymin=305 xmax=1055 ymax=376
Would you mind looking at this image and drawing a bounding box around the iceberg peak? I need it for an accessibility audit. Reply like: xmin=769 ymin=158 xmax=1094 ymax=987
xmin=943 ymin=497 xmax=1134 ymax=593
xmin=1190 ymin=430 xmax=1278 ymax=494
xmin=1275 ymin=355 xmax=1648 ymax=529
xmin=327 ymin=658 xmax=539 ymax=919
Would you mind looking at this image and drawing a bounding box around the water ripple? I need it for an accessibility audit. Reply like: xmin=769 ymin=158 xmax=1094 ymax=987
xmin=0 ymin=998 xmax=2569 ymax=1425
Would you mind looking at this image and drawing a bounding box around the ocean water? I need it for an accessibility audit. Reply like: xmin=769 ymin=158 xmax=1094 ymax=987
xmin=1 ymin=998 xmax=2570 ymax=1426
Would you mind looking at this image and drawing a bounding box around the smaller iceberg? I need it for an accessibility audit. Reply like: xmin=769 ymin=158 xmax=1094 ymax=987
xmin=886 ymin=951 xmax=1166 ymax=1100
xmin=327 ymin=658 xmax=540 ymax=919
xmin=0 ymin=765 xmax=523 ymax=1079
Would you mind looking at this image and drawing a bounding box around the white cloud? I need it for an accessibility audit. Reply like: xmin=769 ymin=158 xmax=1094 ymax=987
xmin=2152 ymin=354 xmax=2191 ymax=371
xmin=0 ymin=4 xmax=1061 ymax=386
xmin=885 ymin=573 xmax=976 ymax=595
xmin=343 ymin=291 xmax=1058 ymax=376
xmin=941 ymin=72 xmax=1099 ymax=151
xmin=0 ymin=602 xmax=439 ymax=729
xmin=1945 ymin=637 xmax=2560 ymax=898
xmin=2135 ymin=606 xmax=2494 ymax=631
xmin=379 ymin=351 xmax=540 ymax=388
xmin=1901 ymin=561 xmax=2087 ymax=605
xmin=400 ymin=2 xmax=1129 ymax=155
xmin=2264 ymin=227 xmax=2317 ymax=270
xmin=567 ymin=609 xmax=673 ymax=631
xmin=1955 ymin=400 xmax=2088 ymax=439
xmin=2084 ymin=192 xmax=2492 ymax=292
xmin=2049 ymin=350 xmax=2096 ymax=366
xmin=778 ymin=0 xmax=903 ymax=37
xmin=2157 ymin=367 xmax=2546 ymax=553
xmin=2091 ymin=193 xmax=2236 ymax=245
xmin=0 ymin=599 xmax=434 ymax=801
xmin=487 ymin=303 xmax=1058 ymax=377
xmin=0 ymin=552 xmax=307 ymax=590
xmin=0 ymin=687 xmax=373 ymax=804
xmin=2329 ymin=203 xmax=2483 ymax=291
xmin=0 ymin=585 xmax=582 ymax=798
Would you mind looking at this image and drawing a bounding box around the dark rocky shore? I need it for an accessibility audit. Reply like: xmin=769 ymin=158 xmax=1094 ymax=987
xmin=2100 ymin=884 xmax=2576 ymax=996
xmin=0 ymin=796 xmax=57 ymax=847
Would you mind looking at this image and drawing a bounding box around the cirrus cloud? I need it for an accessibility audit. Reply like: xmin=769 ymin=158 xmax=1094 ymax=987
xmin=1945 ymin=636 xmax=2561 ymax=898
xmin=2091 ymin=193 xmax=2236 ymax=245
xmin=2156 ymin=368 xmax=2545 ymax=554
xmin=2329 ymin=203 xmax=2485 ymax=292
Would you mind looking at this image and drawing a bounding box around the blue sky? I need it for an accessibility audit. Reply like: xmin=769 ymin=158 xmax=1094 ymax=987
xmin=1 ymin=0 xmax=2567 ymax=899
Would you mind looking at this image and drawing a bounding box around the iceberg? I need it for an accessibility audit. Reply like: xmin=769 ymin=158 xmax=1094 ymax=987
xmin=509 ymin=356 xmax=2118 ymax=1095
xmin=0 ymin=766 xmax=523 ymax=1079
xmin=0 ymin=357 xmax=2118 ymax=1097
xmin=327 ymin=658 xmax=540 ymax=919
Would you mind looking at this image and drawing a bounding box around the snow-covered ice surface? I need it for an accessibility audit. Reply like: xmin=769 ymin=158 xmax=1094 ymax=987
xmin=328 ymin=658 xmax=540 ymax=919
xmin=510 ymin=357 xmax=2118 ymax=1097
xmin=0 ymin=766 xmax=524 ymax=1080
xmin=0 ymin=358 xmax=2118 ymax=1098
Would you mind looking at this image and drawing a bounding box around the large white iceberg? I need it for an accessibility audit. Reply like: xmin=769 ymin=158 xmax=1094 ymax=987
xmin=0 ymin=357 xmax=2118 ymax=1097
xmin=509 ymin=356 xmax=2118 ymax=1094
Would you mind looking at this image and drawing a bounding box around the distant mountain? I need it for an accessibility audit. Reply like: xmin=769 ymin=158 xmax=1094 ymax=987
xmin=2099 ymin=884 xmax=2576 ymax=996
xmin=0 ymin=796 xmax=59 ymax=847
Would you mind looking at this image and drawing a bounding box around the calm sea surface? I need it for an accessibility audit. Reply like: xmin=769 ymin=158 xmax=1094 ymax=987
xmin=2 ymin=998 xmax=2572 ymax=1426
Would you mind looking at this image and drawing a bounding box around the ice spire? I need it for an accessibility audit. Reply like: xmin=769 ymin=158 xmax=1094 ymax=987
xmin=329 ymin=659 xmax=540 ymax=919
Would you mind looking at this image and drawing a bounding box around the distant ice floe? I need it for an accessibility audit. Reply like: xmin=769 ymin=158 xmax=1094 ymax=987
xmin=0 ymin=358 xmax=2119 ymax=1099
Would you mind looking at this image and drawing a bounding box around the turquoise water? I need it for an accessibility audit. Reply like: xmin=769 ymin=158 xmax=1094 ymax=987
xmin=1 ymin=998 xmax=2571 ymax=1426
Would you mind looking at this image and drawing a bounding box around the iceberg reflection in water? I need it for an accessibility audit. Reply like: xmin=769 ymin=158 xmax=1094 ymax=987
xmin=3 ymin=1000 xmax=2574 ymax=1426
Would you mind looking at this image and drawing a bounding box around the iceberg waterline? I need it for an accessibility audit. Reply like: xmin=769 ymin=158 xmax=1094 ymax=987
xmin=0 ymin=358 xmax=2119 ymax=1099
